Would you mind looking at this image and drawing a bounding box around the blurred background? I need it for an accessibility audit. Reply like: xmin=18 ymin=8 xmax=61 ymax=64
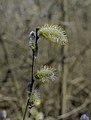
xmin=0 ymin=0 xmax=91 ymax=120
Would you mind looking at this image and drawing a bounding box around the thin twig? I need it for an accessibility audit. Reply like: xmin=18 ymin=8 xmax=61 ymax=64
xmin=23 ymin=28 xmax=39 ymax=120
xmin=57 ymin=99 xmax=90 ymax=120
xmin=23 ymin=98 xmax=30 ymax=120
xmin=23 ymin=49 xmax=35 ymax=120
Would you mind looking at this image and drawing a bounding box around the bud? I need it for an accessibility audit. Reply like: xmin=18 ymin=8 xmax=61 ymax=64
xmin=29 ymin=31 xmax=36 ymax=49
xmin=80 ymin=114 xmax=89 ymax=120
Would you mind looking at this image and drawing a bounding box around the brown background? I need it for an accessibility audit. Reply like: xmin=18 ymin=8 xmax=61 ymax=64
xmin=0 ymin=0 xmax=91 ymax=120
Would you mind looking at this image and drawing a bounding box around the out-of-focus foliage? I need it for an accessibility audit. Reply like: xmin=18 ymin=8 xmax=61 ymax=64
xmin=0 ymin=0 xmax=91 ymax=120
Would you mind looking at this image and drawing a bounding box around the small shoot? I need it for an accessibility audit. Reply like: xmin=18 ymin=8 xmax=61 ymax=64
xmin=30 ymin=89 xmax=41 ymax=107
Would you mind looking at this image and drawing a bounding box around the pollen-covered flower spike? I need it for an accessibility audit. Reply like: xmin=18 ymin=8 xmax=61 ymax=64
xmin=35 ymin=65 xmax=57 ymax=82
xmin=38 ymin=24 xmax=68 ymax=45
xmin=29 ymin=31 xmax=36 ymax=49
